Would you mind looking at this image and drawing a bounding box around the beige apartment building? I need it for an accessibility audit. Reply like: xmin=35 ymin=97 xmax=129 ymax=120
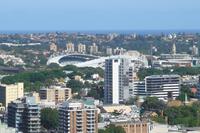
xmin=49 ymin=42 xmax=58 ymax=52
xmin=0 ymin=83 xmax=24 ymax=107
xmin=66 ymin=42 xmax=75 ymax=53
xmin=78 ymin=43 xmax=86 ymax=54
xmin=39 ymin=86 xmax=72 ymax=104
xmin=89 ymin=43 xmax=98 ymax=55
xmin=58 ymin=100 xmax=98 ymax=133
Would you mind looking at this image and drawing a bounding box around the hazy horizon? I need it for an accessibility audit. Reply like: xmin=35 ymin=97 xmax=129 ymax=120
xmin=1 ymin=29 xmax=200 ymax=35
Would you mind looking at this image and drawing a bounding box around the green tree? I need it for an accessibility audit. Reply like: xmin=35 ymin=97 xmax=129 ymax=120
xmin=47 ymin=63 xmax=60 ymax=69
xmin=66 ymin=79 xmax=84 ymax=93
xmin=1 ymin=69 xmax=66 ymax=92
xmin=104 ymin=124 xmax=126 ymax=133
xmin=163 ymin=102 xmax=200 ymax=127
xmin=137 ymin=68 xmax=164 ymax=80
xmin=98 ymin=114 xmax=103 ymax=122
xmin=137 ymin=67 xmax=200 ymax=80
xmin=177 ymin=85 xmax=194 ymax=101
xmin=63 ymin=65 xmax=78 ymax=72
xmin=87 ymin=84 xmax=104 ymax=100
xmin=41 ymin=108 xmax=59 ymax=130
xmin=63 ymin=65 xmax=104 ymax=79
xmin=38 ymin=55 xmax=47 ymax=65
xmin=141 ymin=97 xmax=166 ymax=114
xmin=0 ymin=58 xmax=5 ymax=66
xmin=98 ymin=125 xmax=126 ymax=133
xmin=126 ymin=96 xmax=139 ymax=105
xmin=98 ymin=129 xmax=106 ymax=133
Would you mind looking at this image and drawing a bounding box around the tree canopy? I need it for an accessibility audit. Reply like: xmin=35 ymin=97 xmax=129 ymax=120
xmin=66 ymin=79 xmax=84 ymax=93
xmin=1 ymin=65 xmax=104 ymax=93
xmin=63 ymin=65 xmax=104 ymax=79
xmin=177 ymin=85 xmax=195 ymax=101
xmin=143 ymin=97 xmax=200 ymax=127
xmin=1 ymin=69 xmax=66 ymax=92
xmin=137 ymin=67 xmax=200 ymax=80
xmin=41 ymin=108 xmax=59 ymax=130
xmin=164 ymin=102 xmax=200 ymax=127
xmin=87 ymin=83 xmax=104 ymax=100
xmin=141 ymin=97 xmax=166 ymax=114
xmin=98 ymin=124 xmax=126 ymax=133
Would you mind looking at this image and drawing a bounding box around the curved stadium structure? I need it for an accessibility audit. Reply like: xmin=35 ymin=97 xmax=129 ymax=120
xmin=47 ymin=51 xmax=148 ymax=68
xmin=47 ymin=53 xmax=99 ymax=67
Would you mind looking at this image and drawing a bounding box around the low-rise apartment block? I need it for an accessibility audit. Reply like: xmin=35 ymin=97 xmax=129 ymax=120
xmin=39 ymin=85 xmax=72 ymax=104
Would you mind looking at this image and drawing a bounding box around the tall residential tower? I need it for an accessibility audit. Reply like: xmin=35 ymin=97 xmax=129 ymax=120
xmin=7 ymin=97 xmax=41 ymax=133
xmin=104 ymin=56 xmax=135 ymax=104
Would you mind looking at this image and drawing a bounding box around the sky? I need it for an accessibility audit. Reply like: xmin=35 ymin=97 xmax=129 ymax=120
xmin=0 ymin=0 xmax=200 ymax=32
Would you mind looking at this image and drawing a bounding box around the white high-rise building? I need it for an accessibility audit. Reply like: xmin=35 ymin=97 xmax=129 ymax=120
xmin=104 ymin=57 xmax=135 ymax=104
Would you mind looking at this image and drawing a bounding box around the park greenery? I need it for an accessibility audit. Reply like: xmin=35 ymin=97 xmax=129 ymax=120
xmin=165 ymin=103 xmax=200 ymax=127
xmin=137 ymin=67 xmax=200 ymax=80
xmin=1 ymin=69 xmax=66 ymax=92
xmin=1 ymin=65 xmax=104 ymax=93
xmin=67 ymin=79 xmax=104 ymax=100
xmin=63 ymin=65 xmax=104 ymax=79
xmin=142 ymin=97 xmax=200 ymax=127
xmin=141 ymin=97 xmax=166 ymax=115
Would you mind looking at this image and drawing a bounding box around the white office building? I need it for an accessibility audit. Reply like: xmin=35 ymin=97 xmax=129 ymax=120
xmin=129 ymin=81 xmax=146 ymax=97
xmin=145 ymin=75 xmax=180 ymax=101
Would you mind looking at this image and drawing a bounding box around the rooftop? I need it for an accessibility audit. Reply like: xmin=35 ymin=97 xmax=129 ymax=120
xmin=146 ymin=74 xmax=180 ymax=78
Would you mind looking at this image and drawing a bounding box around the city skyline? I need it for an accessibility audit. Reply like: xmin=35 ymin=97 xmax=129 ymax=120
xmin=0 ymin=0 xmax=200 ymax=32
xmin=1 ymin=1 xmax=200 ymax=132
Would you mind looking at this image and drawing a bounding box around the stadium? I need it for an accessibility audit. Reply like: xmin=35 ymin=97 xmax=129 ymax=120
xmin=47 ymin=51 xmax=148 ymax=68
